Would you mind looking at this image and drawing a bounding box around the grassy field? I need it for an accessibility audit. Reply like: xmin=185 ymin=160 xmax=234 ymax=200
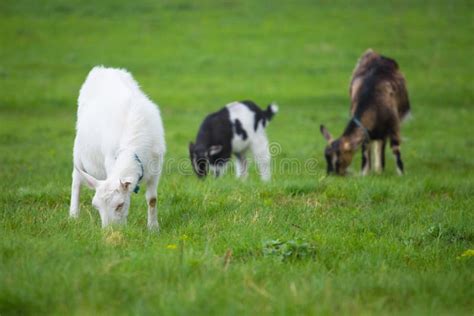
xmin=1 ymin=0 xmax=473 ymax=315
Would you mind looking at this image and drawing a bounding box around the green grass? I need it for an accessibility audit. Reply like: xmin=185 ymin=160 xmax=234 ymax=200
xmin=1 ymin=0 xmax=473 ymax=315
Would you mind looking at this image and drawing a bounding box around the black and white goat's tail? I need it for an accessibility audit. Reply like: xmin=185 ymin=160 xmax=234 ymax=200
xmin=264 ymin=102 xmax=279 ymax=121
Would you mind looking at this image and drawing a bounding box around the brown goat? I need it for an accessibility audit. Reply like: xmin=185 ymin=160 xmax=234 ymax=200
xmin=320 ymin=49 xmax=411 ymax=175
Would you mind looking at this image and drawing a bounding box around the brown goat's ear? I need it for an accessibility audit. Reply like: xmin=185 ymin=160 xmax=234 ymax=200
xmin=320 ymin=125 xmax=333 ymax=143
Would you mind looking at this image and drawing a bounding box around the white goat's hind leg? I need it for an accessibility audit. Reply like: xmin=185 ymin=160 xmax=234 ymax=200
xmin=251 ymin=135 xmax=271 ymax=181
xmin=235 ymin=153 xmax=248 ymax=179
xmin=372 ymin=140 xmax=383 ymax=173
xmin=146 ymin=175 xmax=160 ymax=231
xmin=69 ymin=168 xmax=81 ymax=218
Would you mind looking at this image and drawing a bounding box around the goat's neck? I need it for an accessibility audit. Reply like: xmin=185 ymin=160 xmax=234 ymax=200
xmin=342 ymin=127 xmax=367 ymax=151
xmin=110 ymin=149 xmax=142 ymax=183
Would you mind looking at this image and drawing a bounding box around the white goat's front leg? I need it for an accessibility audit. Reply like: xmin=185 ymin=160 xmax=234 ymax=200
xmin=69 ymin=168 xmax=81 ymax=218
xmin=105 ymin=155 xmax=116 ymax=175
xmin=146 ymin=175 xmax=160 ymax=231
xmin=235 ymin=152 xmax=248 ymax=179
xmin=251 ymin=134 xmax=271 ymax=181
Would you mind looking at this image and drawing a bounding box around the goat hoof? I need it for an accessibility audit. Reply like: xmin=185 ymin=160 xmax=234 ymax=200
xmin=148 ymin=223 xmax=160 ymax=232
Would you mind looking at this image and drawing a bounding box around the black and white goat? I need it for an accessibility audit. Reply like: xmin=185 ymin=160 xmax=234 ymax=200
xmin=320 ymin=49 xmax=411 ymax=176
xmin=189 ymin=100 xmax=278 ymax=181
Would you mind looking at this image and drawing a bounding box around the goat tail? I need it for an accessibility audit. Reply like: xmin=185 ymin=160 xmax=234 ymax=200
xmin=401 ymin=109 xmax=412 ymax=123
xmin=264 ymin=102 xmax=279 ymax=121
xmin=399 ymin=98 xmax=411 ymax=123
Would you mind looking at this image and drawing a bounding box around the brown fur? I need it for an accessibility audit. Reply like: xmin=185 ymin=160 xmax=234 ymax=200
xmin=148 ymin=197 xmax=157 ymax=208
xmin=321 ymin=49 xmax=411 ymax=175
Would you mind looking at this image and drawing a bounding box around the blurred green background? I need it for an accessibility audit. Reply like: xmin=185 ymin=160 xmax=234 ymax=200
xmin=1 ymin=1 xmax=473 ymax=315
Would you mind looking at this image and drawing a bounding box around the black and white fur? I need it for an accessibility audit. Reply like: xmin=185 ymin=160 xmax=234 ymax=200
xmin=189 ymin=100 xmax=278 ymax=181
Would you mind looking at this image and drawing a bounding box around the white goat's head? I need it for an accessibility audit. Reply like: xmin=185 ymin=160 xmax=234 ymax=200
xmin=76 ymin=167 xmax=133 ymax=227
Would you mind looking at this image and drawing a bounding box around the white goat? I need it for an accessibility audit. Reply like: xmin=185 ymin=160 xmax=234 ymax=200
xmin=69 ymin=66 xmax=166 ymax=229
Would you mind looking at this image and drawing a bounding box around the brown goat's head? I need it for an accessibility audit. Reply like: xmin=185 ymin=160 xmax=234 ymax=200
xmin=320 ymin=125 xmax=356 ymax=175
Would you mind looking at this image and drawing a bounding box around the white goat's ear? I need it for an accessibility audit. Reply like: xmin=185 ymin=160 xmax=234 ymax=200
xmin=320 ymin=125 xmax=333 ymax=143
xmin=120 ymin=178 xmax=134 ymax=192
xmin=208 ymin=145 xmax=223 ymax=156
xmin=75 ymin=166 xmax=99 ymax=189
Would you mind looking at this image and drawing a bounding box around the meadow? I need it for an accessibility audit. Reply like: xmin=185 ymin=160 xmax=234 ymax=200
xmin=0 ymin=0 xmax=473 ymax=314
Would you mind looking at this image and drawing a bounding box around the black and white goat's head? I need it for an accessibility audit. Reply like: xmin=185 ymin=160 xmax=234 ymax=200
xmin=188 ymin=143 xmax=222 ymax=178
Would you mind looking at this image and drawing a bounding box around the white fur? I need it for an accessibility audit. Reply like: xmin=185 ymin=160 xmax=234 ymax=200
xmin=372 ymin=140 xmax=383 ymax=173
xmin=360 ymin=140 xmax=384 ymax=176
xmin=226 ymin=102 xmax=273 ymax=181
xmin=69 ymin=66 xmax=166 ymax=229
xmin=401 ymin=110 xmax=412 ymax=123
xmin=269 ymin=103 xmax=279 ymax=114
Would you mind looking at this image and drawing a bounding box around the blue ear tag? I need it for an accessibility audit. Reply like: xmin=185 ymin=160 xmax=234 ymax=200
xmin=133 ymin=185 xmax=140 ymax=194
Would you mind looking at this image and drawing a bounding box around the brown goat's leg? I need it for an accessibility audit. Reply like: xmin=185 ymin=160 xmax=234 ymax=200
xmin=390 ymin=134 xmax=404 ymax=175
xmin=381 ymin=139 xmax=386 ymax=170
xmin=372 ymin=140 xmax=384 ymax=173
xmin=361 ymin=142 xmax=371 ymax=176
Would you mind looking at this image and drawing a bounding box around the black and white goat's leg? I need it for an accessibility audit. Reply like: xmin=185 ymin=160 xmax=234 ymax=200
xmin=210 ymin=161 xmax=228 ymax=178
xmin=390 ymin=132 xmax=404 ymax=175
xmin=69 ymin=168 xmax=81 ymax=218
xmin=361 ymin=142 xmax=371 ymax=176
xmin=145 ymin=175 xmax=160 ymax=230
xmin=235 ymin=152 xmax=248 ymax=179
xmin=251 ymin=134 xmax=271 ymax=181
